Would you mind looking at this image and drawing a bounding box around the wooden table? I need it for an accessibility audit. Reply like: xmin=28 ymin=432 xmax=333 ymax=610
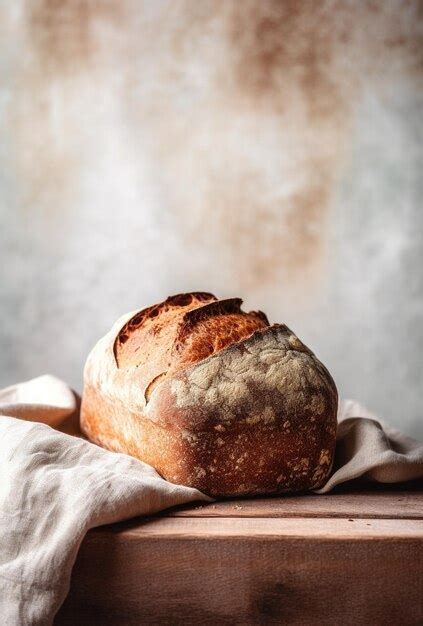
xmin=56 ymin=488 xmax=423 ymax=625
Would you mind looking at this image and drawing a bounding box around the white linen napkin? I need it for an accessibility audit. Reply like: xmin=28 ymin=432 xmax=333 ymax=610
xmin=0 ymin=375 xmax=422 ymax=626
xmin=0 ymin=376 xmax=211 ymax=626
xmin=316 ymin=399 xmax=423 ymax=492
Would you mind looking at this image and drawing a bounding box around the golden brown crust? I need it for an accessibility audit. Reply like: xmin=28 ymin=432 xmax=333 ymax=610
xmin=114 ymin=292 xmax=217 ymax=369
xmin=81 ymin=293 xmax=338 ymax=497
xmin=114 ymin=293 xmax=268 ymax=398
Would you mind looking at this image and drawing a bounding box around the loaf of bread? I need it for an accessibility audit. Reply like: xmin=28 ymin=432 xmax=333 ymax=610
xmin=81 ymin=293 xmax=338 ymax=496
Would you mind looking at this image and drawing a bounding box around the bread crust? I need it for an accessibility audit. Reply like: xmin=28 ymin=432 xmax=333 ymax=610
xmin=81 ymin=294 xmax=338 ymax=496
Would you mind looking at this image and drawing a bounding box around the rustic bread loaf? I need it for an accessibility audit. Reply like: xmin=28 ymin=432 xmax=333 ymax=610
xmin=81 ymin=293 xmax=338 ymax=497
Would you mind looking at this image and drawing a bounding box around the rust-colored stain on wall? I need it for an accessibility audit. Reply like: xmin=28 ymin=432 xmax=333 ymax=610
xmin=27 ymin=0 xmax=125 ymax=70
xmin=4 ymin=0 xmax=423 ymax=289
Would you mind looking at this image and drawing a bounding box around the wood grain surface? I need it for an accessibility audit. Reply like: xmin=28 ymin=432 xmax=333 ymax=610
xmin=55 ymin=489 xmax=423 ymax=626
xmin=158 ymin=490 xmax=423 ymax=520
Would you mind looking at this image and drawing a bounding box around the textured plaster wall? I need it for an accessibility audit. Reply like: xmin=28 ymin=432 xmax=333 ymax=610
xmin=1 ymin=1 xmax=422 ymax=437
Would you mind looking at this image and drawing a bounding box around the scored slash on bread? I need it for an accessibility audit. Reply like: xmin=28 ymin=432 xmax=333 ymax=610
xmin=81 ymin=292 xmax=338 ymax=497
xmin=114 ymin=292 xmax=269 ymax=403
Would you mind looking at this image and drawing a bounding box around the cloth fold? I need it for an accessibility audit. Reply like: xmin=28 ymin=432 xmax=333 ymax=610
xmin=0 ymin=376 xmax=422 ymax=626
xmin=0 ymin=376 xmax=211 ymax=626
xmin=316 ymin=399 xmax=423 ymax=492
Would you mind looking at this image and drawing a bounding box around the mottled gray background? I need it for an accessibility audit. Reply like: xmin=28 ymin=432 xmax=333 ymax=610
xmin=1 ymin=1 xmax=422 ymax=438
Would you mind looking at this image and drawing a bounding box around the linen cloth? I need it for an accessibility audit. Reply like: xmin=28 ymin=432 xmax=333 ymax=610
xmin=0 ymin=376 xmax=422 ymax=626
